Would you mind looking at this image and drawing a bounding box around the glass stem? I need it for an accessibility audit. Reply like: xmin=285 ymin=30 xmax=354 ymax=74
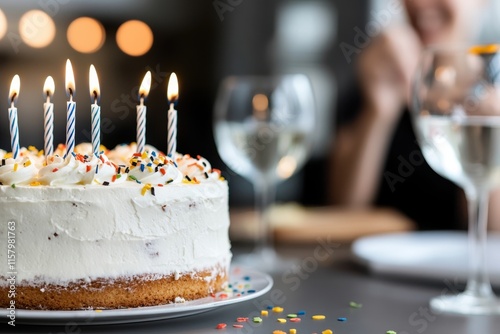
xmin=254 ymin=175 xmax=276 ymax=257
xmin=464 ymin=188 xmax=494 ymax=299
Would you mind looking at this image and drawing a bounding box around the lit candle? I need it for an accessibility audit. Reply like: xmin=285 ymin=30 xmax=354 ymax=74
xmin=65 ymin=59 xmax=76 ymax=157
xmin=136 ymin=71 xmax=151 ymax=153
xmin=89 ymin=64 xmax=101 ymax=155
xmin=167 ymin=73 xmax=179 ymax=157
xmin=8 ymin=75 xmax=20 ymax=159
xmin=43 ymin=76 xmax=55 ymax=157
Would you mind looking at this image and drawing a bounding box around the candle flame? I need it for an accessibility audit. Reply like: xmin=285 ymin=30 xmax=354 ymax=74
xmin=89 ymin=64 xmax=100 ymax=103
xmin=167 ymin=72 xmax=178 ymax=102
xmin=44 ymin=76 xmax=55 ymax=98
xmin=9 ymin=74 xmax=20 ymax=104
xmin=65 ymin=59 xmax=75 ymax=97
xmin=139 ymin=71 xmax=151 ymax=99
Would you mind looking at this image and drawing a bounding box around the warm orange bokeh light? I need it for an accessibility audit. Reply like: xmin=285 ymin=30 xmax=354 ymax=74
xmin=67 ymin=17 xmax=105 ymax=54
xmin=19 ymin=10 xmax=56 ymax=48
xmin=0 ymin=9 xmax=7 ymax=41
xmin=116 ymin=20 xmax=153 ymax=57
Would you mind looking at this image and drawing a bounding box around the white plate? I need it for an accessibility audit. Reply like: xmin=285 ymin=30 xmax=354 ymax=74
xmin=4 ymin=267 xmax=273 ymax=325
xmin=352 ymin=231 xmax=500 ymax=285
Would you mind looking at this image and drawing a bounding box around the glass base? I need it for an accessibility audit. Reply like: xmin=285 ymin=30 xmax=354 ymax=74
xmin=232 ymin=247 xmax=297 ymax=273
xmin=430 ymin=293 xmax=500 ymax=315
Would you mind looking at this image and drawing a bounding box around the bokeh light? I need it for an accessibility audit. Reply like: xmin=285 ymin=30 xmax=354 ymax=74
xmin=0 ymin=9 xmax=7 ymax=41
xmin=19 ymin=10 xmax=56 ymax=48
xmin=67 ymin=17 xmax=105 ymax=54
xmin=116 ymin=20 xmax=153 ymax=57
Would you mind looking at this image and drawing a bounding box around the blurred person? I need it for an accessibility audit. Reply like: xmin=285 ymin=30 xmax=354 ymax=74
xmin=329 ymin=0 xmax=500 ymax=230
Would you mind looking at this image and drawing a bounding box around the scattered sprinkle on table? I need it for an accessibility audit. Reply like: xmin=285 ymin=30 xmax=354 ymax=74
xmin=252 ymin=316 xmax=262 ymax=323
xmin=337 ymin=317 xmax=347 ymax=322
xmin=261 ymin=310 xmax=269 ymax=316
xmin=297 ymin=310 xmax=306 ymax=315
xmin=289 ymin=329 xmax=297 ymax=334
xmin=287 ymin=313 xmax=297 ymax=318
xmin=289 ymin=318 xmax=301 ymax=322
xmin=386 ymin=331 xmax=397 ymax=334
xmin=267 ymin=305 xmax=274 ymax=310
xmin=215 ymin=323 xmax=226 ymax=329
xmin=273 ymin=331 xmax=287 ymax=334
xmin=273 ymin=306 xmax=284 ymax=313
xmin=322 ymin=330 xmax=333 ymax=334
xmin=277 ymin=318 xmax=287 ymax=323
xmin=312 ymin=315 xmax=326 ymax=320
xmin=236 ymin=317 xmax=248 ymax=322
xmin=232 ymin=324 xmax=244 ymax=328
xmin=349 ymin=301 xmax=362 ymax=308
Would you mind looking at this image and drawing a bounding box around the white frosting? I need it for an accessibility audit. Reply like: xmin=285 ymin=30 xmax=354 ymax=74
xmin=0 ymin=180 xmax=231 ymax=285
xmin=0 ymin=157 xmax=38 ymax=185
xmin=38 ymin=154 xmax=97 ymax=185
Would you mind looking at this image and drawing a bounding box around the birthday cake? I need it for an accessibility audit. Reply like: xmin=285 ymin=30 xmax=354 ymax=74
xmin=0 ymin=143 xmax=232 ymax=310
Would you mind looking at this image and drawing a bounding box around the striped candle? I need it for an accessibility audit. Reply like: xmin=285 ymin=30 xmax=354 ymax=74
xmin=167 ymin=73 xmax=178 ymax=157
xmin=136 ymin=71 xmax=151 ymax=153
xmin=89 ymin=65 xmax=101 ymax=155
xmin=43 ymin=76 xmax=55 ymax=157
xmin=8 ymin=75 xmax=20 ymax=159
xmin=65 ymin=59 xmax=76 ymax=158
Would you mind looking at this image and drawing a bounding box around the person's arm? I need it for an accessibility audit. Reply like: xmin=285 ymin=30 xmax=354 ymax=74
xmin=329 ymin=26 xmax=421 ymax=206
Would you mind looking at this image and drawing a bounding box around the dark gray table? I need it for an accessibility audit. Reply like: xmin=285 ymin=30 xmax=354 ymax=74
xmin=3 ymin=244 xmax=500 ymax=334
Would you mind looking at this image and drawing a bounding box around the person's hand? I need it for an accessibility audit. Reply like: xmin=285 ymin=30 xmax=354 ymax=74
xmin=357 ymin=26 xmax=422 ymax=125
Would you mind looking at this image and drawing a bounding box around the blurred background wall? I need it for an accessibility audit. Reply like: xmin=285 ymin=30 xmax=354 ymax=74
xmin=0 ymin=0 xmax=496 ymax=207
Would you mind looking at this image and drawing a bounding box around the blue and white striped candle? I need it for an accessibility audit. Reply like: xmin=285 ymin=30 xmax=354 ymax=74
xmin=167 ymin=73 xmax=179 ymax=157
xmin=8 ymin=75 xmax=20 ymax=159
xmin=89 ymin=65 xmax=101 ymax=155
xmin=136 ymin=71 xmax=151 ymax=153
xmin=65 ymin=59 xmax=76 ymax=158
xmin=43 ymin=76 xmax=55 ymax=157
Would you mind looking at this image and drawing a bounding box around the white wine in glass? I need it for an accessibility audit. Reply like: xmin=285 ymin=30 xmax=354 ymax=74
xmin=412 ymin=44 xmax=500 ymax=314
xmin=214 ymin=75 xmax=315 ymax=271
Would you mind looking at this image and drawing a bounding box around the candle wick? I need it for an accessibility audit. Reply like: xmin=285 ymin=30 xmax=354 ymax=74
xmin=140 ymin=96 xmax=145 ymax=106
xmin=10 ymin=92 xmax=17 ymax=105
xmin=93 ymin=91 xmax=98 ymax=105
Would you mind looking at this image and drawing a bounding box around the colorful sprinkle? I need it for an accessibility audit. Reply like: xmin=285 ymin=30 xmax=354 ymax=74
xmin=277 ymin=318 xmax=286 ymax=323
xmin=273 ymin=307 xmax=284 ymax=313
xmin=312 ymin=315 xmax=326 ymax=320
xmin=267 ymin=305 xmax=273 ymax=310
xmin=252 ymin=317 xmax=262 ymax=323
xmin=13 ymin=163 xmax=18 ymax=172
xmin=236 ymin=317 xmax=248 ymax=322
xmin=30 ymin=181 xmax=41 ymax=186
xmin=337 ymin=317 xmax=347 ymax=322
xmin=11 ymin=184 xmax=15 ymax=189
xmin=322 ymin=330 xmax=333 ymax=334
xmin=23 ymin=160 xmax=31 ymax=167
xmin=289 ymin=318 xmax=301 ymax=323
xmin=273 ymin=331 xmax=286 ymax=334
xmin=287 ymin=314 xmax=297 ymax=318
xmin=232 ymin=324 xmax=243 ymax=328
xmin=215 ymin=323 xmax=227 ymax=329
xmin=386 ymin=331 xmax=397 ymax=334
xmin=290 ymin=330 xmax=297 ymax=334
xmin=297 ymin=310 xmax=306 ymax=315
xmin=247 ymin=289 xmax=256 ymax=293
xmin=261 ymin=310 xmax=268 ymax=316
xmin=349 ymin=301 xmax=362 ymax=308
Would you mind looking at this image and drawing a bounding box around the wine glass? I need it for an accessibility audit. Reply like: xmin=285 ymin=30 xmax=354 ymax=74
xmin=213 ymin=74 xmax=315 ymax=271
xmin=411 ymin=44 xmax=500 ymax=314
